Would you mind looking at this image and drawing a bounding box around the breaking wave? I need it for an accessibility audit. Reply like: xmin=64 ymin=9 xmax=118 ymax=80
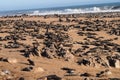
xmin=29 ymin=6 xmax=120 ymax=15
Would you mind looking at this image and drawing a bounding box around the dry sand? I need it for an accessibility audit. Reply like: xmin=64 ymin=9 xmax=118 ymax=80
xmin=0 ymin=13 xmax=120 ymax=80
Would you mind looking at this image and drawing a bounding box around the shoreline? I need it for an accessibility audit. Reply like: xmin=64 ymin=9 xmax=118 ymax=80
xmin=0 ymin=11 xmax=120 ymax=18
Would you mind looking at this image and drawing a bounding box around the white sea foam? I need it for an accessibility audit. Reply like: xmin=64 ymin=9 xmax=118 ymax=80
xmin=29 ymin=10 xmax=63 ymax=15
xmin=29 ymin=7 xmax=120 ymax=15
xmin=32 ymin=10 xmax=40 ymax=15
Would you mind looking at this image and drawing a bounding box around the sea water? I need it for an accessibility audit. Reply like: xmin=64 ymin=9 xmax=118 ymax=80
xmin=0 ymin=2 xmax=120 ymax=16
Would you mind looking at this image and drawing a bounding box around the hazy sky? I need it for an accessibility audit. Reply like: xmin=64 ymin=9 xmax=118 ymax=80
xmin=0 ymin=0 xmax=120 ymax=11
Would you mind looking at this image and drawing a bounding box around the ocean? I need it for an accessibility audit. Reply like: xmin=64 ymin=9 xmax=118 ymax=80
xmin=0 ymin=2 xmax=120 ymax=16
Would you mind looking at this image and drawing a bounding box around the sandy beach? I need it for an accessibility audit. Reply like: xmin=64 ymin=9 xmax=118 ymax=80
xmin=0 ymin=12 xmax=120 ymax=80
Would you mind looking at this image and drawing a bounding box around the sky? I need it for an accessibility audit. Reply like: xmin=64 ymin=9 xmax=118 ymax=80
xmin=0 ymin=0 xmax=120 ymax=11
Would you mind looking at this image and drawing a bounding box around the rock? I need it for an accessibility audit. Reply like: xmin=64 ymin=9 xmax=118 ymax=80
xmin=64 ymin=50 xmax=74 ymax=62
xmin=2 ymin=70 xmax=11 ymax=75
xmin=34 ymin=67 xmax=44 ymax=73
xmin=7 ymin=58 xmax=18 ymax=64
xmin=115 ymin=60 xmax=120 ymax=68
xmin=0 ymin=72 xmax=6 ymax=76
xmin=105 ymin=69 xmax=112 ymax=75
xmin=0 ymin=70 xmax=11 ymax=77
xmin=7 ymin=75 xmax=13 ymax=79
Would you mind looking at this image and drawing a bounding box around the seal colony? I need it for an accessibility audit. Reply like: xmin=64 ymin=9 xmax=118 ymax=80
xmin=0 ymin=12 xmax=120 ymax=80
